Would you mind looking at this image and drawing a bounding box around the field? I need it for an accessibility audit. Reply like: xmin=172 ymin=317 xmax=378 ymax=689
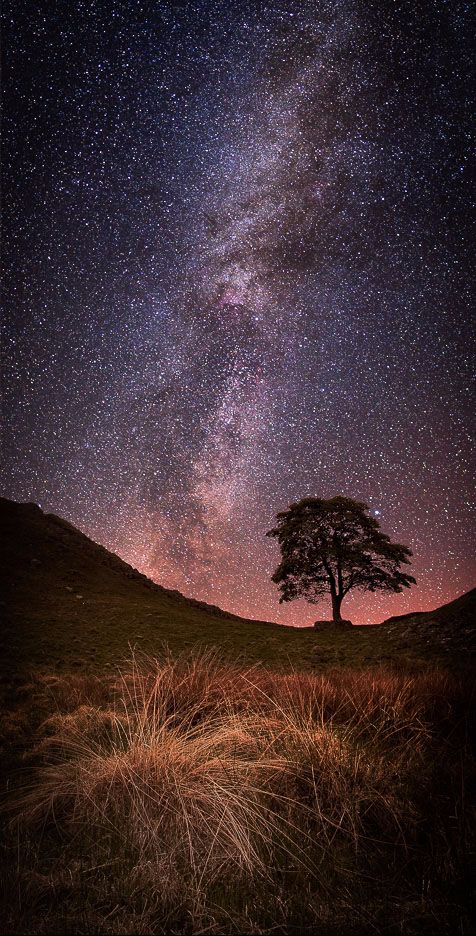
xmin=1 ymin=499 xmax=475 ymax=933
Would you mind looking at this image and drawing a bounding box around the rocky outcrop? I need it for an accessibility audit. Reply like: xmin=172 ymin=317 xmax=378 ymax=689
xmin=313 ymin=619 xmax=353 ymax=631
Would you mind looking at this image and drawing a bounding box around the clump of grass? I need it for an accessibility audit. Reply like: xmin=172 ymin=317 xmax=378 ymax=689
xmin=3 ymin=650 xmax=473 ymax=934
xmin=35 ymin=671 xmax=116 ymax=711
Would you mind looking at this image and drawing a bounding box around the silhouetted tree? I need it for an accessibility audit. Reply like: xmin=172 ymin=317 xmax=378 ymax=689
xmin=267 ymin=496 xmax=416 ymax=622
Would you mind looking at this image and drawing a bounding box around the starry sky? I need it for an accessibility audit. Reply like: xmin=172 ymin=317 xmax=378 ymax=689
xmin=3 ymin=0 xmax=475 ymax=625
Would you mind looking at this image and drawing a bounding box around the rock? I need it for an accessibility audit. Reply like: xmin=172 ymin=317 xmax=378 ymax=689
xmin=313 ymin=619 xmax=353 ymax=631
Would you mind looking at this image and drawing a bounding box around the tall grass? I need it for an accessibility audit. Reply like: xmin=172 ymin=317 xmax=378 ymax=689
xmin=2 ymin=650 xmax=473 ymax=934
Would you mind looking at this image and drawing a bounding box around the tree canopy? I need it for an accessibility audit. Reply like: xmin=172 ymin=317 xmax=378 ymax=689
xmin=266 ymin=496 xmax=416 ymax=622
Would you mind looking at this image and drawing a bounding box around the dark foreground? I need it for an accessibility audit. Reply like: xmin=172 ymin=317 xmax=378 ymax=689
xmin=1 ymin=651 xmax=474 ymax=935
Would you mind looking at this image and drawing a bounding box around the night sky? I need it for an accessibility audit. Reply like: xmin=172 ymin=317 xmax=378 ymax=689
xmin=3 ymin=0 xmax=474 ymax=625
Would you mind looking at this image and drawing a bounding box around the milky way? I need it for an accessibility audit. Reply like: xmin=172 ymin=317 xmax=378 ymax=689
xmin=3 ymin=0 xmax=474 ymax=624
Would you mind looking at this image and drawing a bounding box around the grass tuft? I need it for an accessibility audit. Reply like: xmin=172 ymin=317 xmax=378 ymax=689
xmin=2 ymin=650 xmax=474 ymax=934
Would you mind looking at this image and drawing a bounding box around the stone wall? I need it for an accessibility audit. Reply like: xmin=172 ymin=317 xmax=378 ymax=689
xmin=313 ymin=619 xmax=353 ymax=631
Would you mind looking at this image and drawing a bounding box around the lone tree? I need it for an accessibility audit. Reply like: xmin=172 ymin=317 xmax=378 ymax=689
xmin=267 ymin=496 xmax=416 ymax=623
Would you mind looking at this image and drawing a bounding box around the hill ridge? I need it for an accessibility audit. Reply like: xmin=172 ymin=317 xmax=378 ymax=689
xmin=381 ymin=587 xmax=476 ymax=626
xmin=1 ymin=496 xmax=474 ymax=673
xmin=0 ymin=497 xmax=278 ymax=628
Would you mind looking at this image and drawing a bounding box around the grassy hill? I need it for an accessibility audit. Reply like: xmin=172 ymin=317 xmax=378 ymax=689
xmin=1 ymin=498 xmax=474 ymax=935
xmin=1 ymin=497 xmax=475 ymax=675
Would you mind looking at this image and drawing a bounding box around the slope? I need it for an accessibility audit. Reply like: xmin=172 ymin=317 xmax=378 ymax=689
xmin=0 ymin=497 xmax=310 ymax=674
xmin=0 ymin=497 xmax=474 ymax=674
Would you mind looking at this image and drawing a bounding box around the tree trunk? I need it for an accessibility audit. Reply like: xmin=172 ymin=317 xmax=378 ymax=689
xmin=331 ymin=592 xmax=343 ymax=623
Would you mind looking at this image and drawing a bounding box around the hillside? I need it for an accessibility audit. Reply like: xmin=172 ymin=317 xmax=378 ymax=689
xmin=383 ymin=587 xmax=476 ymax=630
xmin=0 ymin=497 xmax=302 ymax=674
xmin=1 ymin=497 xmax=474 ymax=674
xmin=1 ymin=499 xmax=474 ymax=936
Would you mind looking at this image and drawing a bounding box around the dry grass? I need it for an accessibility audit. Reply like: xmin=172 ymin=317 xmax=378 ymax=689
xmin=2 ymin=650 xmax=474 ymax=934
